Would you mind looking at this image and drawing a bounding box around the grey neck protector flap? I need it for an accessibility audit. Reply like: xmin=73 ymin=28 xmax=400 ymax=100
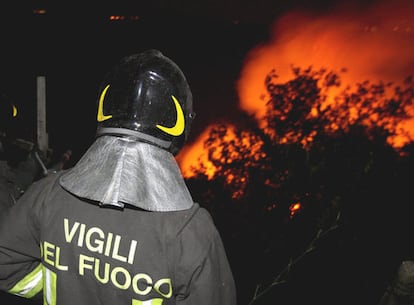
xmin=59 ymin=135 xmax=194 ymax=212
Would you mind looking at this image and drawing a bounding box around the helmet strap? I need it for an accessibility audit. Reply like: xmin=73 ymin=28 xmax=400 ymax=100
xmin=96 ymin=127 xmax=171 ymax=150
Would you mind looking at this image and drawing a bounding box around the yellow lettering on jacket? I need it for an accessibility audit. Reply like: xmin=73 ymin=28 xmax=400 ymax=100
xmin=63 ymin=218 xmax=138 ymax=264
xmin=42 ymin=241 xmax=68 ymax=271
xmin=78 ymin=254 xmax=172 ymax=298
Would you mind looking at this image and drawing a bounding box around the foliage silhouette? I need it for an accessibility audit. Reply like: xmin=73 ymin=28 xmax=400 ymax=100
xmin=186 ymin=66 xmax=414 ymax=305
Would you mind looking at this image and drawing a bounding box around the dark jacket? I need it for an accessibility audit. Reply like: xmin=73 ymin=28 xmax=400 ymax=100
xmin=0 ymin=171 xmax=236 ymax=305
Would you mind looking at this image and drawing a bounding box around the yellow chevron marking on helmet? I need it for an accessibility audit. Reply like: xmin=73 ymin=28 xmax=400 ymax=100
xmin=97 ymin=84 xmax=112 ymax=122
xmin=156 ymin=95 xmax=185 ymax=136
xmin=12 ymin=105 xmax=17 ymax=117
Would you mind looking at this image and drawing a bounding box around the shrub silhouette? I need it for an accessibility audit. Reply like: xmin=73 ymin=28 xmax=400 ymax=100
xmin=187 ymin=67 xmax=414 ymax=305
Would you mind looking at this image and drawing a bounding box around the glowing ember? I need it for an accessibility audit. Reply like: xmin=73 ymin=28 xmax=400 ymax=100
xmin=289 ymin=202 xmax=302 ymax=218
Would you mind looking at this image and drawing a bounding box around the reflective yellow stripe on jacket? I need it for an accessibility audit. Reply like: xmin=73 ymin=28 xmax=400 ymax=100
xmin=44 ymin=267 xmax=57 ymax=305
xmin=8 ymin=263 xmax=43 ymax=298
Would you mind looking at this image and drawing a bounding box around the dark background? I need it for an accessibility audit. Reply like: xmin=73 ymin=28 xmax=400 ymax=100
xmin=0 ymin=1 xmax=409 ymax=305
xmin=0 ymin=2 xmax=271 ymax=164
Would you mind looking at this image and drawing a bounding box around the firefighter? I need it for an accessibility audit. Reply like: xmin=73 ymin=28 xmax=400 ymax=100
xmin=378 ymin=260 xmax=414 ymax=305
xmin=0 ymin=49 xmax=237 ymax=305
xmin=0 ymin=93 xmax=48 ymax=208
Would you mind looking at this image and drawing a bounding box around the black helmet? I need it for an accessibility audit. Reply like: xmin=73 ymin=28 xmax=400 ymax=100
xmin=0 ymin=93 xmax=18 ymax=138
xmin=95 ymin=49 xmax=195 ymax=155
xmin=0 ymin=93 xmax=34 ymax=147
xmin=0 ymin=93 xmax=35 ymax=167
xmin=0 ymin=93 xmax=34 ymax=144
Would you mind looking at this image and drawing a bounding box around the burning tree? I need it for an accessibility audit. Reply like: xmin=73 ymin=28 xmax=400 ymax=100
xmin=183 ymin=66 xmax=414 ymax=305
xmin=186 ymin=66 xmax=414 ymax=207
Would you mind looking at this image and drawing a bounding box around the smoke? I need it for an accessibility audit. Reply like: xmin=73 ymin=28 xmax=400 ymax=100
xmin=177 ymin=0 xmax=414 ymax=176
xmin=237 ymin=0 xmax=414 ymax=119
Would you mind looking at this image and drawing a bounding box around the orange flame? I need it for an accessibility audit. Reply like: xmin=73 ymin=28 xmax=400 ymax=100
xmin=178 ymin=0 xmax=414 ymax=179
xmin=289 ymin=202 xmax=302 ymax=218
xmin=237 ymin=0 xmax=414 ymax=147
xmin=176 ymin=126 xmax=218 ymax=179
xmin=177 ymin=123 xmax=266 ymax=183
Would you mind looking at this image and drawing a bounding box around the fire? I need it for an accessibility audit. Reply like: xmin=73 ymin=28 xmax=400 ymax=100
xmin=289 ymin=202 xmax=302 ymax=218
xmin=177 ymin=123 xmax=266 ymax=187
xmin=176 ymin=126 xmax=217 ymax=179
xmin=237 ymin=0 xmax=414 ymax=147
xmin=178 ymin=0 xmax=414 ymax=180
